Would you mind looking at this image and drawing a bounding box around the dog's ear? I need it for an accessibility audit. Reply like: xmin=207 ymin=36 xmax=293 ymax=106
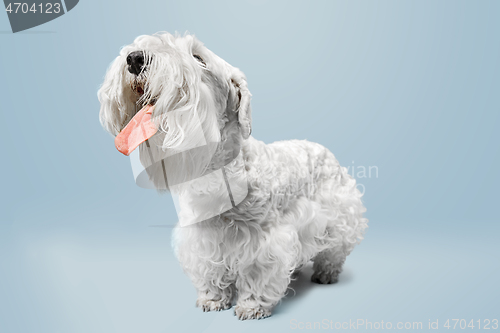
xmin=230 ymin=69 xmax=252 ymax=139
xmin=98 ymin=56 xmax=135 ymax=136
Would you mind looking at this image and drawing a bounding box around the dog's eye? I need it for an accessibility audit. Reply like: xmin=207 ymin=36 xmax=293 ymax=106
xmin=193 ymin=54 xmax=206 ymax=66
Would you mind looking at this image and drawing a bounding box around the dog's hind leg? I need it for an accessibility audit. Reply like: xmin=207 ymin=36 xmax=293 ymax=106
xmin=310 ymin=161 xmax=367 ymax=284
xmin=311 ymin=246 xmax=346 ymax=284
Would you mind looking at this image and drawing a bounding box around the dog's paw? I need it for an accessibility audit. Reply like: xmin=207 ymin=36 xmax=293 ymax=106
xmin=311 ymin=271 xmax=339 ymax=284
xmin=196 ymin=298 xmax=232 ymax=312
xmin=234 ymin=304 xmax=272 ymax=320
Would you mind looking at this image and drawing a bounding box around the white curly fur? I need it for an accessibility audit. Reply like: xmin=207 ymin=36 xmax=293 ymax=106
xmin=98 ymin=32 xmax=368 ymax=320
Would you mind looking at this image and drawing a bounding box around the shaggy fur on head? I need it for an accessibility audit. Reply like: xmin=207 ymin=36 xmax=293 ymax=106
xmin=98 ymin=32 xmax=368 ymax=320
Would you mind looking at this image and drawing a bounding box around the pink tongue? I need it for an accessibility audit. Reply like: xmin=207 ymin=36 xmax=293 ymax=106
xmin=115 ymin=104 xmax=158 ymax=156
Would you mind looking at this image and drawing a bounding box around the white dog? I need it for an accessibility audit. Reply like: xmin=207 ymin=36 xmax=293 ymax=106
xmin=98 ymin=32 xmax=368 ymax=320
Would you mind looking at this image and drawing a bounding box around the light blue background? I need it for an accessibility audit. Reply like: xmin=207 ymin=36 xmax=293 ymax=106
xmin=1 ymin=1 xmax=499 ymax=332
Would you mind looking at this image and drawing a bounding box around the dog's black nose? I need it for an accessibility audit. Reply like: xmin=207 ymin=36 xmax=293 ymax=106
xmin=127 ymin=51 xmax=145 ymax=75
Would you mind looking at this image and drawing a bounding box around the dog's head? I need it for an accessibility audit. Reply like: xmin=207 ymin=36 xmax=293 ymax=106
xmin=98 ymin=32 xmax=252 ymax=152
xmin=99 ymin=33 xmax=255 ymax=224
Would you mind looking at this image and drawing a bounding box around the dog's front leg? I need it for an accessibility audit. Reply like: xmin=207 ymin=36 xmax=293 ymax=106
xmin=233 ymin=224 xmax=299 ymax=320
xmin=175 ymin=224 xmax=236 ymax=312
xmin=184 ymin=252 xmax=234 ymax=312
xmin=234 ymin=261 xmax=291 ymax=320
xmin=195 ymin=277 xmax=234 ymax=312
xmin=184 ymin=262 xmax=235 ymax=312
